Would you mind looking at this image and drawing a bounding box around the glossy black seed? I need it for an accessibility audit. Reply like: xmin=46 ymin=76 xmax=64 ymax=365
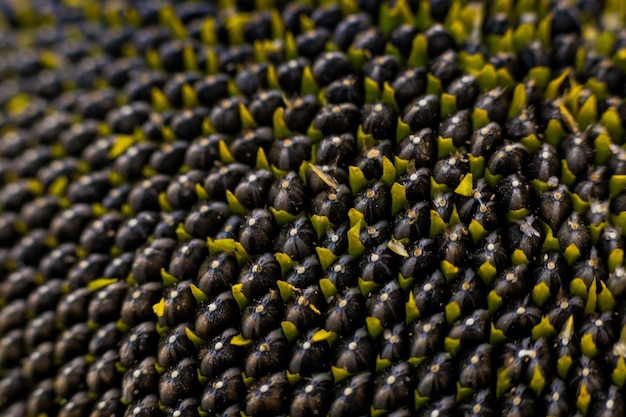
xmin=501 ymin=385 xmax=535 ymax=417
xmin=351 ymin=142 xmax=391 ymax=182
xmin=77 ymin=88 xmax=117 ymax=121
xmin=424 ymin=24 xmax=456 ymax=58
xmin=184 ymin=201 xmax=230 ymax=240
xmin=121 ymin=357 xmax=159 ymax=404
xmin=284 ymin=255 xmax=323 ymax=289
xmin=268 ymin=135 xmax=312 ymax=172
xmin=115 ymin=212 xmax=159 ymax=252
xmin=241 ymin=289 xmax=284 ymax=340
xmin=503 ymin=216 xmax=544 ymax=262
xmin=159 ymin=357 xmax=200 ymax=407
xmin=495 ymin=303 xmax=542 ymax=339
xmin=430 ymin=50 xmax=462 ymax=87
xmin=0 ymin=180 xmax=37 ymax=213
xmin=245 ymin=372 xmax=290 ymax=417
xmin=128 ymin=175 xmax=171 ymax=213
xmin=311 ymin=184 xmax=352 ymax=225
xmin=26 ymin=379 xmax=56 ymax=417
xmin=277 ymin=58 xmax=309 ymax=94
xmin=201 ymin=367 xmax=246 ymax=414
xmin=311 ymin=4 xmax=342 ymax=29
xmin=360 ymin=242 xmax=398 ymax=284
xmin=159 ymin=281 xmax=198 ymax=328
xmin=148 ymin=141 xmax=189 ymax=175
xmin=87 ymin=350 xmax=121 ymax=394
xmin=359 ymin=220 xmax=391 ymax=249
xmin=403 ymin=94 xmax=440 ymax=131
xmin=163 ymin=72 xmax=201 ymax=107
xmin=388 ymin=68 xmax=426 ymax=111
xmin=401 ymin=238 xmax=439 ymax=278
xmin=527 ymin=143 xmax=561 ymax=182
xmin=233 ymin=169 xmax=274 ymax=210
xmin=297 ymin=28 xmax=331 ymax=61
xmin=415 ymin=352 xmax=456 ymax=397
xmin=204 ymin=163 xmax=250 ymax=201
xmin=53 ymin=355 xmax=89 ymax=400
xmin=166 ymin=170 xmax=206 ymax=210
xmin=26 ymin=278 xmax=64 ymax=315
xmin=209 ymin=96 xmax=247 ymax=135
xmin=547 ymin=296 xmax=585 ymax=332
xmin=447 ymin=309 xmax=490 ymax=347
xmin=326 ymin=287 xmax=366 ymax=336
xmin=590 ymin=384 xmax=625 ymax=417
xmin=393 ymin=202 xmax=431 ymax=242
xmin=290 ymin=373 xmax=333 ymax=417
xmin=388 ymin=23 xmax=418 ymax=57
xmin=198 ymin=328 xmax=244 ymax=379
xmin=121 ymin=282 xmax=163 ymax=327
xmin=542 ymin=377 xmax=572 ymax=417
xmin=496 ymin=173 xmax=535 ymax=214
xmin=323 ymin=76 xmax=363 ymax=106
xmin=56 ymin=287 xmax=91 ymax=328
xmin=197 ymin=252 xmax=239 ymax=298
xmin=89 ymin=322 xmax=121 ymax=357
xmin=19 ymin=196 xmax=60 ymax=231
xmin=352 ymin=27 xmax=386 ymax=56
xmin=333 ymin=13 xmax=371 ymax=50
xmin=238 ymin=208 xmax=277 ymax=255
xmin=102 ymin=185 xmax=132 ymax=212
xmin=283 ymin=95 xmax=320 ymax=133
xmin=267 ymin=172 xmax=307 ymax=215
xmin=557 ymin=212 xmax=591 ymax=257
xmin=334 ymin=327 xmax=375 ymax=374
xmin=165 ymin=398 xmax=201 ymax=417
xmin=184 ymin=135 xmax=222 ymax=171
xmin=168 ymin=237 xmax=209 ymax=280
xmin=248 ymin=90 xmax=284 ymax=126
xmin=195 ymin=291 xmax=240 ymax=340
xmin=314 ymin=103 xmax=360 ymax=136
xmin=0 ymin=329 xmax=24 ymax=369
xmin=457 ymin=390 xmax=496 ymax=417
xmin=316 ymin=134 xmax=356 ymax=169
xmin=324 ymin=255 xmax=358 ymax=290
xmin=410 ymin=313 xmax=448 ymax=357
xmin=119 ymin=322 xmax=158 ymax=368
xmin=396 ymin=129 xmax=436 ymax=169
xmin=379 ymin=323 xmax=409 ymax=362
xmin=532 ymin=251 xmax=566 ymax=303
xmin=328 ymin=372 xmax=372 ymax=417
xmin=372 ymin=362 xmax=413 ymax=411
xmin=353 ymin=182 xmax=391 ymax=225
xmin=411 ymin=269 xmax=448 ymax=317
xmin=230 ymin=128 xmax=273 ymax=167
xmin=0 ymin=300 xmax=27 ymax=333
xmin=457 ymin=343 xmax=493 ymax=390
xmin=123 ymin=394 xmax=162 ymax=417
xmin=538 ymin=185 xmax=571 ymax=231
xmin=88 ymin=281 xmax=128 ymax=325
xmin=284 ymin=284 xmax=326 ymax=330
xmin=274 ymin=217 xmax=317 ymax=260
xmin=22 ymin=341 xmax=55 ymax=382
xmin=579 ymin=312 xmax=617 ymax=352
xmin=0 ymin=267 xmax=37 ymax=302
xmin=79 ymin=213 xmax=124 ymax=254
xmin=90 ymin=388 xmax=125 ymax=417
xmin=561 ymin=132 xmax=593 ymax=179
xmin=131 ymin=239 xmax=176 ymax=285
xmin=155 ymin=324 xmax=195 ymax=370
xmin=288 ymin=329 xmax=331 ymax=376
xmin=243 ymin=328 xmax=288 ymax=379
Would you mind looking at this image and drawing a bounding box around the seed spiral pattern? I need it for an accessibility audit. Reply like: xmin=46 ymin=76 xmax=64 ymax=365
xmin=1 ymin=1 xmax=626 ymax=416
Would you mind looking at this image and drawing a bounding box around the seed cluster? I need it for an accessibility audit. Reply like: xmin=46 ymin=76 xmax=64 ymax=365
xmin=1 ymin=0 xmax=626 ymax=416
